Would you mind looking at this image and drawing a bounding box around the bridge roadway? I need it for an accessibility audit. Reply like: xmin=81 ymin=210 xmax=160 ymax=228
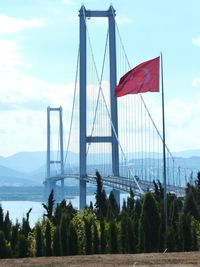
xmin=45 ymin=173 xmax=185 ymax=198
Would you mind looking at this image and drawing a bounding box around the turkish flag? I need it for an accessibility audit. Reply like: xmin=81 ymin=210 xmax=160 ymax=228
xmin=115 ymin=56 xmax=160 ymax=97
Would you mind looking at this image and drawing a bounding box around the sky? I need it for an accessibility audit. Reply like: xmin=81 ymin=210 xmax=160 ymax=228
xmin=0 ymin=0 xmax=200 ymax=156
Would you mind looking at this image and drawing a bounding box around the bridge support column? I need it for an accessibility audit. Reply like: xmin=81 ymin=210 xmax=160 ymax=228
xmin=79 ymin=5 xmax=120 ymax=209
xmin=44 ymin=106 xmax=64 ymax=202
xmin=108 ymin=6 xmax=120 ymax=207
xmin=80 ymin=180 xmax=86 ymax=210
xmin=79 ymin=6 xmax=87 ymax=210
xmin=44 ymin=180 xmax=56 ymax=201
xmin=113 ymin=189 xmax=120 ymax=206
xmin=61 ymin=178 xmax=64 ymax=201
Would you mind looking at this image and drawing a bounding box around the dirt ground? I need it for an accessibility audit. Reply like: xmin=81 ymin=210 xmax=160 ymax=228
xmin=0 ymin=252 xmax=200 ymax=267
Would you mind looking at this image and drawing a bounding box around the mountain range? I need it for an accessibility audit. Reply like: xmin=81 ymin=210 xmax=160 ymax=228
xmin=0 ymin=149 xmax=200 ymax=186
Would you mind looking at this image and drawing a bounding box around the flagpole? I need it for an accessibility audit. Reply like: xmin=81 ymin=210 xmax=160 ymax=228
xmin=160 ymin=52 xmax=167 ymax=228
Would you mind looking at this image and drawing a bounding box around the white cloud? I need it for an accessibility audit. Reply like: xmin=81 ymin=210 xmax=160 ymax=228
xmin=0 ymin=14 xmax=45 ymax=34
xmin=0 ymin=109 xmax=46 ymax=155
xmin=116 ymin=15 xmax=133 ymax=25
xmin=0 ymin=68 xmax=75 ymax=110
xmin=166 ymin=99 xmax=195 ymax=128
xmin=118 ymin=95 xmax=200 ymax=153
xmin=0 ymin=67 xmax=77 ymax=156
xmin=164 ymin=98 xmax=200 ymax=152
xmin=192 ymin=35 xmax=200 ymax=47
xmin=192 ymin=77 xmax=200 ymax=88
xmin=0 ymin=22 xmax=78 ymax=156
xmin=48 ymin=7 xmax=62 ymax=16
xmin=62 ymin=0 xmax=75 ymax=5
xmin=0 ymin=39 xmax=23 ymax=68
xmin=1 ymin=67 xmax=200 ymax=156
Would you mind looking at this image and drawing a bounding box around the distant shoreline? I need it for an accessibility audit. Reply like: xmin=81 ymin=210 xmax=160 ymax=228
xmin=0 ymin=185 xmax=96 ymax=202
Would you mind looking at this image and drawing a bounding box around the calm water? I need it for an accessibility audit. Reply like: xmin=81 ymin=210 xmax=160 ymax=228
xmin=1 ymin=201 xmax=44 ymax=227
xmin=0 ymin=195 xmax=96 ymax=227
xmin=1 ymin=193 xmax=128 ymax=227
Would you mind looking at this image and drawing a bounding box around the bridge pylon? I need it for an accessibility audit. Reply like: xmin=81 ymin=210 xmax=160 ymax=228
xmin=44 ymin=106 xmax=64 ymax=202
xmin=79 ymin=5 xmax=120 ymax=209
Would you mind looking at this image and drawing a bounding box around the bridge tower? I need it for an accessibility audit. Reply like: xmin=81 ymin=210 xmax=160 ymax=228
xmin=79 ymin=5 xmax=120 ymax=209
xmin=44 ymin=106 xmax=64 ymax=201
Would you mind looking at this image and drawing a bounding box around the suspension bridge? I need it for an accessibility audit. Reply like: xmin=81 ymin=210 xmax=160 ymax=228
xmin=44 ymin=5 xmax=193 ymax=209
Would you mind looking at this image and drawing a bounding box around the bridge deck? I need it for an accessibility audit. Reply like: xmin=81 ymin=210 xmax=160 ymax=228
xmin=45 ymin=173 xmax=185 ymax=197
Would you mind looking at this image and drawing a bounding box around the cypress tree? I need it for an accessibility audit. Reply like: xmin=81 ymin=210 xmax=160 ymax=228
xmin=26 ymin=208 xmax=32 ymax=222
xmin=84 ymin=218 xmax=92 ymax=255
xmin=89 ymin=201 xmax=93 ymax=211
xmin=134 ymin=198 xmax=142 ymax=218
xmin=196 ymin=171 xmax=200 ymax=189
xmin=127 ymin=188 xmax=135 ymax=217
xmin=22 ymin=217 xmax=31 ymax=239
xmin=107 ymin=202 xmax=113 ymax=221
xmin=108 ymin=191 xmax=119 ymax=218
xmin=18 ymin=234 xmax=28 ymax=258
xmin=139 ymin=192 xmax=160 ymax=252
xmin=172 ymin=222 xmax=180 ymax=252
xmin=93 ymin=222 xmax=99 ymax=254
xmin=184 ymin=214 xmax=192 ymax=251
xmin=0 ymin=230 xmax=6 ymax=258
xmin=178 ymin=212 xmax=192 ymax=251
xmin=183 ymin=188 xmax=199 ymax=220
xmin=120 ymin=214 xmax=128 ymax=253
xmin=0 ymin=205 xmax=4 ymax=232
xmin=134 ymin=199 xmax=142 ymax=250
xmin=153 ymin=180 xmax=159 ymax=200
xmin=45 ymin=220 xmax=52 ymax=256
xmin=4 ymin=211 xmax=12 ymax=241
xmin=195 ymin=172 xmax=200 ymax=207
xmin=122 ymin=199 xmax=127 ymax=212
xmin=100 ymin=219 xmax=106 ymax=254
xmin=21 ymin=209 xmax=32 ymax=239
xmin=53 ymin=226 xmax=61 ymax=256
xmin=159 ymin=204 xmax=165 ymax=251
xmin=101 ymin=190 xmax=108 ymax=218
xmin=42 ymin=189 xmax=55 ymax=221
xmin=158 ymin=180 xmax=164 ymax=199
xmin=11 ymin=223 xmax=19 ymax=255
xmin=65 ymin=202 xmax=76 ymax=219
xmin=95 ymin=171 xmax=103 ymax=216
xmin=177 ymin=212 xmax=184 ymax=251
xmin=127 ymin=217 xmax=135 ymax=253
xmin=166 ymin=224 xmax=176 ymax=252
xmin=109 ymin=220 xmax=118 ymax=254
xmin=35 ymin=224 xmax=43 ymax=257
xmin=168 ymin=195 xmax=180 ymax=224
xmin=95 ymin=171 xmax=108 ymax=218
xmin=60 ymin=214 xmax=69 ymax=256
xmin=69 ymin=221 xmax=78 ymax=255
xmin=54 ymin=200 xmax=66 ymax=225
xmin=120 ymin=209 xmax=135 ymax=253
xmin=138 ymin=221 xmax=145 ymax=252
xmin=191 ymin=223 xmax=198 ymax=251
xmin=54 ymin=200 xmax=76 ymax=226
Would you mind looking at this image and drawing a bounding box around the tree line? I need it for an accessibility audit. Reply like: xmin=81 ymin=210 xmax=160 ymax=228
xmin=0 ymin=171 xmax=200 ymax=258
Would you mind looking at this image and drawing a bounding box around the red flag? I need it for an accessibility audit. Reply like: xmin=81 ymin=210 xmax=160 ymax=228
xmin=115 ymin=56 xmax=160 ymax=97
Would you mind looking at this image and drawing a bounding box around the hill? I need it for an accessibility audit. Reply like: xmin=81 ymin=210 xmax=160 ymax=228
xmin=0 ymin=165 xmax=36 ymax=186
xmin=0 ymin=149 xmax=199 ymax=186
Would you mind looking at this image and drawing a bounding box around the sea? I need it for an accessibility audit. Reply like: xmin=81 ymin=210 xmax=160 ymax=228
xmin=1 ymin=196 xmax=91 ymax=227
xmin=1 ymin=194 xmax=128 ymax=227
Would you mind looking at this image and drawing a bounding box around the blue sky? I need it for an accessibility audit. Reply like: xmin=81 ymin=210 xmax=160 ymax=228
xmin=0 ymin=0 xmax=200 ymax=156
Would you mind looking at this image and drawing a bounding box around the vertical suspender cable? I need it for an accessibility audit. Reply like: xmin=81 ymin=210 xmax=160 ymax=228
xmin=64 ymin=47 xmax=80 ymax=165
